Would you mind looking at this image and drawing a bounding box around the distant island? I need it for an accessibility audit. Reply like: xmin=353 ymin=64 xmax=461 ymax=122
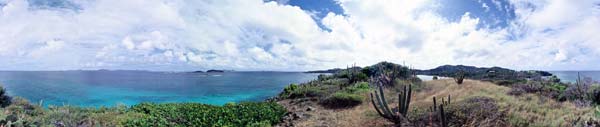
xmin=304 ymin=68 xmax=342 ymax=73
xmin=206 ymin=70 xmax=225 ymax=73
xmin=189 ymin=70 xmax=233 ymax=73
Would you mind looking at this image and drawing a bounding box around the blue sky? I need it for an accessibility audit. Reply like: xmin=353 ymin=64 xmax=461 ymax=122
xmin=0 ymin=0 xmax=599 ymax=71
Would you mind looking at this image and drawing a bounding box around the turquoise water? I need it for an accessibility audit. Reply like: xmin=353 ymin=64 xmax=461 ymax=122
xmin=0 ymin=71 xmax=320 ymax=107
xmin=549 ymin=71 xmax=600 ymax=83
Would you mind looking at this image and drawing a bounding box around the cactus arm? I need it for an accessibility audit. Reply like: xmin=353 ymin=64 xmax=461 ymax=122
xmin=433 ymin=96 xmax=437 ymax=112
xmin=378 ymin=84 xmax=395 ymax=118
xmin=374 ymin=85 xmax=393 ymax=119
xmin=404 ymin=84 xmax=412 ymax=117
xmin=370 ymin=93 xmax=385 ymax=117
xmin=398 ymin=92 xmax=404 ymax=117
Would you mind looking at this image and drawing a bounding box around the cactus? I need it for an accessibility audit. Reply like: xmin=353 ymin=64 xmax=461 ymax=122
xmin=369 ymin=79 xmax=412 ymax=124
xmin=429 ymin=95 xmax=451 ymax=127
xmin=454 ymin=70 xmax=465 ymax=84
xmin=440 ymin=104 xmax=448 ymax=127
xmin=377 ymin=64 xmax=401 ymax=87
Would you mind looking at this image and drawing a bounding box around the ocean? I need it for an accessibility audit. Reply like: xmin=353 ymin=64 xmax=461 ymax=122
xmin=0 ymin=71 xmax=320 ymax=107
xmin=549 ymin=71 xmax=600 ymax=83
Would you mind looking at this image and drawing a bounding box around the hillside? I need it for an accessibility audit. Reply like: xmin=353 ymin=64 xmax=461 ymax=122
xmin=276 ymin=79 xmax=594 ymax=126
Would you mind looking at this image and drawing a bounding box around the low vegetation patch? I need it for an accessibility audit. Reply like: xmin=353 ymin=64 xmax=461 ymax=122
xmin=125 ymin=102 xmax=287 ymax=126
xmin=320 ymin=92 xmax=363 ymax=109
xmin=0 ymin=97 xmax=142 ymax=127
xmin=320 ymin=82 xmax=370 ymax=108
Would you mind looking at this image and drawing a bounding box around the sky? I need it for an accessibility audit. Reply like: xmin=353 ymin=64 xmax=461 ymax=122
xmin=0 ymin=0 xmax=599 ymax=71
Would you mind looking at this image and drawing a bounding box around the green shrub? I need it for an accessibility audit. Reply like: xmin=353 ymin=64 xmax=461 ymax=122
xmin=320 ymin=92 xmax=363 ymax=108
xmin=125 ymin=102 xmax=287 ymax=127
xmin=345 ymin=82 xmax=370 ymax=93
xmin=281 ymin=83 xmax=326 ymax=99
xmin=548 ymin=82 xmax=567 ymax=92
xmin=291 ymin=86 xmax=324 ymax=98
xmin=317 ymin=74 xmax=333 ymax=81
xmin=549 ymin=75 xmax=561 ymax=83
xmin=0 ymin=85 xmax=12 ymax=107
xmin=356 ymin=73 xmax=368 ymax=82
xmin=282 ymin=84 xmax=298 ymax=95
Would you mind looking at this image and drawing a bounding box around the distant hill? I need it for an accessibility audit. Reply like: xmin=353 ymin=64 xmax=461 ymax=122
xmin=414 ymin=65 xmax=552 ymax=81
xmin=414 ymin=65 xmax=514 ymax=75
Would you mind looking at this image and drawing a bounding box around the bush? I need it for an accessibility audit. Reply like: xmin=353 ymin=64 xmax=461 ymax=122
xmin=509 ymin=82 xmax=542 ymax=94
xmin=125 ymin=102 xmax=287 ymax=126
xmin=0 ymin=85 xmax=12 ymax=107
xmin=564 ymin=77 xmax=595 ymax=103
xmin=280 ymin=83 xmax=326 ymax=99
xmin=344 ymin=82 xmax=370 ymax=93
xmin=445 ymin=97 xmax=508 ymax=126
xmin=320 ymin=92 xmax=363 ymax=109
xmin=549 ymin=75 xmax=561 ymax=83
xmin=317 ymin=74 xmax=333 ymax=81
xmin=356 ymin=73 xmax=369 ymax=82
xmin=493 ymin=79 xmax=525 ymax=86
xmin=282 ymin=84 xmax=298 ymax=95
xmin=289 ymin=86 xmax=324 ymax=98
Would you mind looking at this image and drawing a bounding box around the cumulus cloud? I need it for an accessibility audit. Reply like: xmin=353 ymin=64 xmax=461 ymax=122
xmin=0 ymin=0 xmax=598 ymax=71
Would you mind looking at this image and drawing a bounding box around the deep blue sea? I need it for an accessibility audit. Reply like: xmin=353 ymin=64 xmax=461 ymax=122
xmin=550 ymin=71 xmax=600 ymax=83
xmin=0 ymin=71 xmax=320 ymax=107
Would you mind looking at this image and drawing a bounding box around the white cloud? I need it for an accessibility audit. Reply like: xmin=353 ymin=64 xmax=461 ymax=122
xmin=0 ymin=0 xmax=599 ymax=71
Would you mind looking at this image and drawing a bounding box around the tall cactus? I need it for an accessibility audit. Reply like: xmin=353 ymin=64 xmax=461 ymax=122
xmin=369 ymin=79 xmax=412 ymax=124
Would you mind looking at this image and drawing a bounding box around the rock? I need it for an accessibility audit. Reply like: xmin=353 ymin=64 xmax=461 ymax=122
xmin=302 ymin=113 xmax=313 ymax=119
xmin=293 ymin=112 xmax=302 ymax=119
xmin=318 ymin=117 xmax=327 ymax=121
xmin=306 ymin=106 xmax=315 ymax=111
